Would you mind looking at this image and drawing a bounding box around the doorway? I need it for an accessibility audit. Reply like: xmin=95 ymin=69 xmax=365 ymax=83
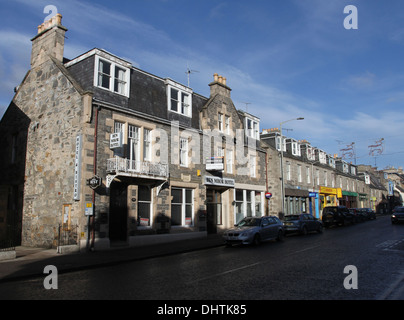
xmin=206 ymin=189 xmax=222 ymax=234
xmin=109 ymin=182 xmax=128 ymax=241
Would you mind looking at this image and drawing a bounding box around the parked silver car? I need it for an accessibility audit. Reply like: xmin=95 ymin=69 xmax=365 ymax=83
xmin=223 ymin=216 xmax=284 ymax=246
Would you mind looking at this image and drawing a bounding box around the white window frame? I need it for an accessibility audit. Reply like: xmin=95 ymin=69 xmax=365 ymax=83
xmin=234 ymin=190 xmax=263 ymax=223
xmin=218 ymin=113 xmax=223 ymax=132
xmin=329 ymin=157 xmax=336 ymax=168
xmin=171 ymin=188 xmax=194 ymax=227
xmin=292 ymin=141 xmax=301 ymax=156
xmin=250 ymin=155 xmax=256 ymax=178
xmin=306 ymin=166 xmax=311 ymax=184
xmin=307 ymin=147 xmax=315 ymax=161
xmin=94 ymin=55 xmax=130 ymax=97
xmin=286 ymin=161 xmax=291 ymax=181
xmin=318 ymin=151 xmax=327 ymax=164
xmin=143 ymin=129 xmax=152 ymax=162
xmin=225 ymin=115 xmax=230 ymax=134
xmin=128 ymin=124 xmax=140 ymax=171
xmin=166 ymin=79 xmax=192 ymax=118
xmin=297 ymin=165 xmax=302 ymax=183
xmin=137 ymin=185 xmax=153 ymax=229
xmin=246 ymin=117 xmax=260 ymax=140
xmin=180 ymin=138 xmax=188 ymax=167
xmin=276 ymin=135 xmax=286 ymax=152
xmin=226 ymin=149 xmax=233 ymax=174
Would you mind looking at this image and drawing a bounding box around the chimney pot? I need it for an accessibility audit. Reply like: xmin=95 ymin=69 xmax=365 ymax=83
xmin=213 ymin=73 xmax=218 ymax=82
xmin=31 ymin=13 xmax=67 ymax=68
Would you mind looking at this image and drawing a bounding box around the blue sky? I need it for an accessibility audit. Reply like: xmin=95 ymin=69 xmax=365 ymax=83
xmin=1 ymin=0 xmax=404 ymax=170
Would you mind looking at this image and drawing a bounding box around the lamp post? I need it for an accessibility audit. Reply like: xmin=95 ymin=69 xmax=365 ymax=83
xmin=279 ymin=117 xmax=304 ymax=217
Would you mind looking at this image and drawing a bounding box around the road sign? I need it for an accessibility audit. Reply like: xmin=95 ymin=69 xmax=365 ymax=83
xmin=265 ymin=192 xmax=272 ymax=199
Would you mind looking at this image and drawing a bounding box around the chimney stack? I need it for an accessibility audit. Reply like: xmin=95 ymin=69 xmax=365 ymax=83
xmin=30 ymin=13 xmax=67 ymax=69
xmin=209 ymin=73 xmax=231 ymax=98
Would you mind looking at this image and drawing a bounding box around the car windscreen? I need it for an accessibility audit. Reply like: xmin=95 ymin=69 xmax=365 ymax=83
xmin=395 ymin=207 xmax=404 ymax=213
xmin=284 ymin=215 xmax=300 ymax=221
xmin=237 ymin=218 xmax=260 ymax=227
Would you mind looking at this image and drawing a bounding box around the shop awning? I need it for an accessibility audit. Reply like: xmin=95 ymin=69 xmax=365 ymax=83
xmin=342 ymin=191 xmax=358 ymax=197
xmin=285 ymin=188 xmax=309 ymax=197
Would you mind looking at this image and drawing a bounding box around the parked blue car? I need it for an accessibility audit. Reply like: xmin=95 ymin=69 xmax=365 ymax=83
xmin=283 ymin=213 xmax=323 ymax=235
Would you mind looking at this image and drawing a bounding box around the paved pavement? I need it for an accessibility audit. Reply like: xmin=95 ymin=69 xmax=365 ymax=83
xmin=0 ymin=234 xmax=224 ymax=283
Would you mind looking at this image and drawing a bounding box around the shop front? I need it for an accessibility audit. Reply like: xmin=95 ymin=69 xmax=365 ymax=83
xmin=340 ymin=191 xmax=358 ymax=208
xmin=283 ymin=188 xmax=310 ymax=218
xmin=319 ymin=186 xmax=342 ymax=217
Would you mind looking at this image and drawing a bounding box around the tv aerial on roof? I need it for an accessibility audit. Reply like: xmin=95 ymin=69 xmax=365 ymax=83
xmin=185 ymin=63 xmax=199 ymax=87
xmin=241 ymin=102 xmax=251 ymax=112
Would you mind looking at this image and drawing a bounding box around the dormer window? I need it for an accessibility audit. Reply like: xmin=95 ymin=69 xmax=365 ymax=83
xmin=329 ymin=157 xmax=336 ymax=168
xmin=307 ymin=147 xmax=315 ymax=161
xmin=318 ymin=151 xmax=326 ymax=164
xmin=276 ymin=135 xmax=286 ymax=152
xmin=166 ymin=79 xmax=192 ymax=117
xmin=95 ymin=55 xmax=130 ymax=97
xmin=292 ymin=141 xmax=301 ymax=156
xmin=246 ymin=118 xmax=259 ymax=140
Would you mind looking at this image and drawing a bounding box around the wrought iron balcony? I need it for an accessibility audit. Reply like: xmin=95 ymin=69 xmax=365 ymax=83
xmin=106 ymin=157 xmax=169 ymax=179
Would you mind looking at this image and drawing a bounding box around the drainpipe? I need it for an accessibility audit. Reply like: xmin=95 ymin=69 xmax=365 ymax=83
xmin=90 ymin=105 xmax=100 ymax=251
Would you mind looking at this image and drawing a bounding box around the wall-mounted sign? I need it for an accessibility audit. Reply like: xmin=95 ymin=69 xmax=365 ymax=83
xmin=85 ymin=202 xmax=93 ymax=216
xmin=389 ymin=181 xmax=395 ymax=196
xmin=110 ymin=132 xmax=123 ymax=149
xmin=265 ymin=192 xmax=272 ymax=199
xmin=204 ymin=176 xmax=235 ymax=188
xmin=206 ymin=157 xmax=224 ymax=171
xmin=73 ymin=135 xmax=82 ymax=201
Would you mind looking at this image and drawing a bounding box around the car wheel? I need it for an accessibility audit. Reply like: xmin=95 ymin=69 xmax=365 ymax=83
xmin=317 ymin=224 xmax=323 ymax=233
xmin=277 ymin=230 xmax=284 ymax=242
xmin=253 ymin=234 xmax=261 ymax=246
xmin=301 ymin=226 xmax=308 ymax=236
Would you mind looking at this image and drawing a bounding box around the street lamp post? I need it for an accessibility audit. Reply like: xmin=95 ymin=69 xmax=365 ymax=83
xmin=279 ymin=117 xmax=304 ymax=217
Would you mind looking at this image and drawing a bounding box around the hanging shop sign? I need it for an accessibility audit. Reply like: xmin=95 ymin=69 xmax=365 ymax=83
xmin=88 ymin=175 xmax=102 ymax=189
xmin=110 ymin=132 xmax=123 ymax=149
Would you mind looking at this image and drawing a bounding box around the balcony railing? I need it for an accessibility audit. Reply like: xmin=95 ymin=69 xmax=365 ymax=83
xmin=107 ymin=157 xmax=169 ymax=179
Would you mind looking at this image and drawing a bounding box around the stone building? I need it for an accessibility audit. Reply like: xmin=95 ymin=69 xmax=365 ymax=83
xmin=0 ymin=14 xmax=267 ymax=249
xmin=261 ymin=128 xmax=384 ymax=218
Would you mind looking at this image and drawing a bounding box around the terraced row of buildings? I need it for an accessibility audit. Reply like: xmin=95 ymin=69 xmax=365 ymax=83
xmin=0 ymin=15 xmax=400 ymax=249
